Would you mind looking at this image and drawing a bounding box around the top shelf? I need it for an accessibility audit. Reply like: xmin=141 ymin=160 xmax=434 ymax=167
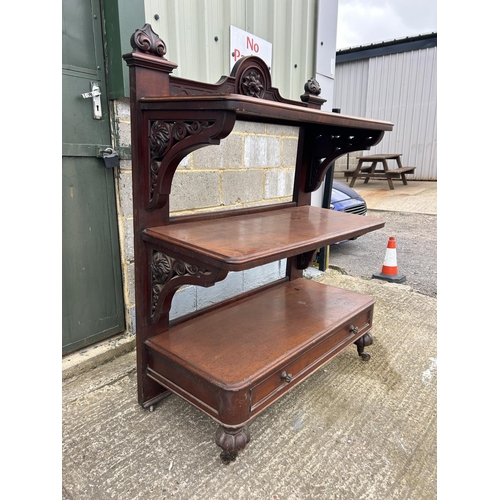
xmin=140 ymin=94 xmax=394 ymax=131
xmin=143 ymin=206 xmax=384 ymax=271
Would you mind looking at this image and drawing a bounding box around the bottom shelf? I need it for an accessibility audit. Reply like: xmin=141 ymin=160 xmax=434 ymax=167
xmin=145 ymin=278 xmax=374 ymax=427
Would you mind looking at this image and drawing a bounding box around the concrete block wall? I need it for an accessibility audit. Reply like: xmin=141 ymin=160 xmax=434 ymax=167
xmin=169 ymin=120 xmax=298 ymax=214
xmin=113 ymin=98 xmax=298 ymax=334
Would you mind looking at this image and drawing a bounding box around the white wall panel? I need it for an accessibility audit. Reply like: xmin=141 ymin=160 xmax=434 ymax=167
xmin=144 ymin=0 xmax=317 ymax=101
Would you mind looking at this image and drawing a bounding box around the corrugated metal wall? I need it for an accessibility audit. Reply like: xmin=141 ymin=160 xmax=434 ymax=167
xmin=334 ymin=46 xmax=437 ymax=180
xmin=144 ymin=0 xmax=318 ymax=102
xmin=333 ymin=58 xmax=369 ymax=119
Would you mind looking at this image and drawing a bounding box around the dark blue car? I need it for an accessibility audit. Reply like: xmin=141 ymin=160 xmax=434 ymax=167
xmin=330 ymin=180 xmax=367 ymax=216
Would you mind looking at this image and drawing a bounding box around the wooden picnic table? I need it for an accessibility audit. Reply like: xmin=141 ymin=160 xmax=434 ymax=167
xmin=343 ymin=153 xmax=415 ymax=190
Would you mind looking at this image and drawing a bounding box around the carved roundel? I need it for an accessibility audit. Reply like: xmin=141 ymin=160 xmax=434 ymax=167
xmin=231 ymin=56 xmax=272 ymax=99
xmin=239 ymin=68 xmax=265 ymax=98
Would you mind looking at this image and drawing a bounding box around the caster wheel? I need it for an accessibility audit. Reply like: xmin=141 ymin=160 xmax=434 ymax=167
xmin=220 ymin=451 xmax=238 ymax=464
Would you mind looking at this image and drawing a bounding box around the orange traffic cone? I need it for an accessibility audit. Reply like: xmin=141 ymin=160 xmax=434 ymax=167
xmin=372 ymin=236 xmax=406 ymax=283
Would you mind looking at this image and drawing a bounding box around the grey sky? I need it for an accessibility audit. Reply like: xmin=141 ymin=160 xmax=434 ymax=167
xmin=336 ymin=0 xmax=437 ymax=49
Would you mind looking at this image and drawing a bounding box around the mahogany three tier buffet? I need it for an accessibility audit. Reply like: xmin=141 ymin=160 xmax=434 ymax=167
xmin=123 ymin=24 xmax=393 ymax=462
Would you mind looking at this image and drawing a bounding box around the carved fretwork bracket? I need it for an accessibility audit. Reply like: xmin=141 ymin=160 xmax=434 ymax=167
xmin=305 ymin=129 xmax=385 ymax=192
xmin=149 ymin=249 xmax=228 ymax=323
xmin=147 ymin=113 xmax=236 ymax=210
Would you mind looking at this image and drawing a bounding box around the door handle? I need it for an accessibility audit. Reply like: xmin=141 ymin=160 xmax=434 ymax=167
xmin=81 ymin=82 xmax=102 ymax=120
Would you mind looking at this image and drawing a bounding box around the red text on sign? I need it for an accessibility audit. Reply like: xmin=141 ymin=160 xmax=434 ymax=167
xmin=246 ymin=37 xmax=259 ymax=53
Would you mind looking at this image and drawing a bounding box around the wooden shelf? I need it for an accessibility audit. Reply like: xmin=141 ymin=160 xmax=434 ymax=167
xmin=143 ymin=206 xmax=384 ymax=271
xmin=145 ymin=278 xmax=374 ymax=426
xmin=140 ymin=94 xmax=394 ymax=131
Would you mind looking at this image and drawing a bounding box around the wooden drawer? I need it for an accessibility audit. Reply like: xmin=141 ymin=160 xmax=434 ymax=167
xmin=250 ymin=307 xmax=373 ymax=413
xmin=146 ymin=279 xmax=374 ymax=426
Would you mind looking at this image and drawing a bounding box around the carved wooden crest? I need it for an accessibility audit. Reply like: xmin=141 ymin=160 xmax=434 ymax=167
xmin=231 ymin=56 xmax=272 ymax=99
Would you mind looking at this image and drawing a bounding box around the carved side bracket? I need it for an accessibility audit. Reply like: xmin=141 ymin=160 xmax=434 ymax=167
xmin=147 ymin=112 xmax=236 ymax=210
xmin=305 ymin=129 xmax=385 ymax=192
xmin=149 ymin=249 xmax=228 ymax=323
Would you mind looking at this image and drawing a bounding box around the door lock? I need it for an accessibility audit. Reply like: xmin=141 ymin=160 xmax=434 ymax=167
xmin=81 ymin=82 xmax=102 ymax=120
xmin=99 ymin=147 xmax=120 ymax=169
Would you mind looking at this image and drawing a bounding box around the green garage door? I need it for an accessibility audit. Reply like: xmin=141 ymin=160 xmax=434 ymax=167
xmin=62 ymin=0 xmax=125 ymax=354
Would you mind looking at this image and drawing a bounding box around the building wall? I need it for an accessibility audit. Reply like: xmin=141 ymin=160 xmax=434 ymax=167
xmin=333 ymin=46 xmax=437 ymax=180
xmin=144 ymin=0 xmax=318 ymax=102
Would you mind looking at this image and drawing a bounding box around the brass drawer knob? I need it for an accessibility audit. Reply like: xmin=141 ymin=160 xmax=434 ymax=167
xmin=281 ymin=371 xmax=292 ymax=383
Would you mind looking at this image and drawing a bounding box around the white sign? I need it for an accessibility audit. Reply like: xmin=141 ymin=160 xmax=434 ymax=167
xmin=230 ymin=25 xmax=272 ymax=72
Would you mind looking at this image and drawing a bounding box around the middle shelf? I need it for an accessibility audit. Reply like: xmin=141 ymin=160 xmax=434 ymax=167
xmin=143 ymin=205 xmax=384 ymax=271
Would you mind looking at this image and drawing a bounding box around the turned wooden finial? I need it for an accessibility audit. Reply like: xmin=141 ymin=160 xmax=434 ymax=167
xmin=300 ymin=77 xmax=326 ymax=109
xmin=303 ymin=77 xmax=322 ymax=96
xmin=123 ymin=24 xmax=177 ymax=73
xmin=130 ymin=23 xmax=167 ymax=57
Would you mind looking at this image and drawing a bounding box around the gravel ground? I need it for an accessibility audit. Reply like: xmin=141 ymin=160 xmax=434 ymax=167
xmin=328 ymin=210 xmax=437 ymax=298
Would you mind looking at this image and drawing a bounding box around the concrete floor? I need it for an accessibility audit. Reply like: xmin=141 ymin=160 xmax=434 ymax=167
xmin=336 ymin=179 xmax=437 ymax=215
xmin=62 ymin=271 xmax=437 ymax=499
